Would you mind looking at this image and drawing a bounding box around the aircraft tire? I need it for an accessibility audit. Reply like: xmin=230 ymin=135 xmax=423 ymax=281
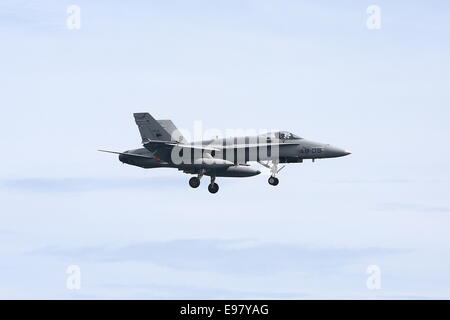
xmin=189 ymin=177 xmax=200 ymax=188
xmin=208 ymin=183 xmax=219 ymax=194
xmin=273 ymin=177 xmax=279 ymax=186
xmin=268 ymin=177 xmax=279 ymax=186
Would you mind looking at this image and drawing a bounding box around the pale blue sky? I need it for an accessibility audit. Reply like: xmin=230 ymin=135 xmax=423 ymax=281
xmin=0 ymin=0 xmax=449 ymax=299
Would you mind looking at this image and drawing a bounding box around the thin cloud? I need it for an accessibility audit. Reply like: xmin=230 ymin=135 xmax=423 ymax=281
xmin=31 ymin=239 xmax=405 ymax=275
xmin=99 ymin=282 xmax=309 ymax=300
xmin=376 ymin=203 xmax=450 ymax=214
xmin=0 ymin=177 xmax=183 ymax=193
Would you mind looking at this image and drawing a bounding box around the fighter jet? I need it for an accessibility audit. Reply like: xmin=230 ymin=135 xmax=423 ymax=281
xmin=99 ymin=113 xmax=351 ymax=193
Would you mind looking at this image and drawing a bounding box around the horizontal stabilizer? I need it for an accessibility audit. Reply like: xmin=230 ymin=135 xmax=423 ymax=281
xmin=98 ymin=149 xmax=154 ymax=159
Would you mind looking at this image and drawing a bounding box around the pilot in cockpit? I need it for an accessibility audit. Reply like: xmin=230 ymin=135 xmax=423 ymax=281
xmin=277 ymin=131 xmax=300 ymax=140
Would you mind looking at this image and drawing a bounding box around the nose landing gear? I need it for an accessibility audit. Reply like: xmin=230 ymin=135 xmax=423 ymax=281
xmin=268 ymin=176 xmax=279 ymax=186
xmin=258 ymin=160 xmax=285 ymax=187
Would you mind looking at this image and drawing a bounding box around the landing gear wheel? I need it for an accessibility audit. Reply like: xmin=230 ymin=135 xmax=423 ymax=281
xmin=268 ymin=177 xmax=279 ymax=186
xmin=189 ymin=177 xmax=200 ymax=188
xmin=208 ymin=183 xmax=219 ymax=194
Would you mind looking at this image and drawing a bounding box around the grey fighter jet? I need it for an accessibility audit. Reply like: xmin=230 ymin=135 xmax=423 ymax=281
xmin=99 ymin=113 xmax=351 ymax=193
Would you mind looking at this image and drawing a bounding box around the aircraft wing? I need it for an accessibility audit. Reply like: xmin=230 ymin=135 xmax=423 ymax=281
xmin=141 ymin=140 xmax=219 ymax=163
xmin=143 ymin=140 xmax=219 ymax=152
xmin=142 ymin=140 xmax=297 ymax=159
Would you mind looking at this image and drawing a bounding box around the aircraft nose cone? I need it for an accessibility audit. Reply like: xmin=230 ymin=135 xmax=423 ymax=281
xmin=326 ymin=146 xmax=351 ymax=158
xmin=338 ymin=149 xmax=351 ymax=157
xmin=335 ymin=148 xmax=351 ymax=157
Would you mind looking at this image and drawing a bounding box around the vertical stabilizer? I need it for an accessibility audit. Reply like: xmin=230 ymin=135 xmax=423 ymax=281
xmin=133 ymin=113 xmax=172 ymax=142
xmin=157 ymin=119 xmax=188 ymax=143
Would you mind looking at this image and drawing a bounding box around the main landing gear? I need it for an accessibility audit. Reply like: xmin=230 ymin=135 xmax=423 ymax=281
xmin=188 ymin=171 xmax=219 ymax=194
xmin=208 ymin=183 xmax=219 ymax=194
xmin=207 ymin=175 xmax=219 ymax=194
xmin=189 ymin=170 xmax=203 ymax=188
xmin=189 ymin=177 xmax=200 ymax=188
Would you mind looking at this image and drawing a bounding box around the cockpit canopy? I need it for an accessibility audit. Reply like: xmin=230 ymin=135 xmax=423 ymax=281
xmin=260 ymin=131 xmax=302 ymax=140
xmin=274 ymin=131 xmax=302 ymax=140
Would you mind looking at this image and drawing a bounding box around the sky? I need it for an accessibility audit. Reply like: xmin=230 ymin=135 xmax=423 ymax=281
xmin=0 ymin=0 xmax=449 ymax=299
